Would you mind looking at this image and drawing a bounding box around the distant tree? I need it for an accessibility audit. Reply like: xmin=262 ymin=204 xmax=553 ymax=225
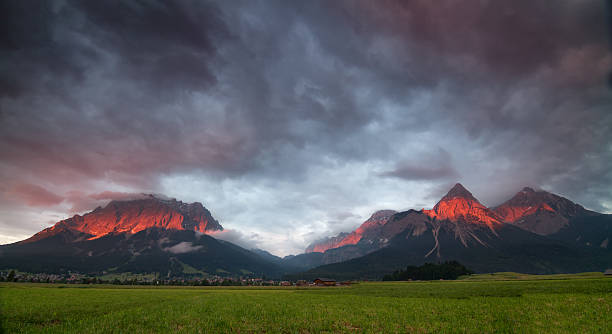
xmin=383 ymin=261 xmax=473 ymax=281
xmin=7 ymin=270 xmax=16 ymax=282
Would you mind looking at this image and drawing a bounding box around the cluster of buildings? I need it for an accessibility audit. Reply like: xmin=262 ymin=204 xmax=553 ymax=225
xmin=0 ymin=270 xmax=347 ymax=287
xmin=0 ymin=271 xmax=82 ymax=283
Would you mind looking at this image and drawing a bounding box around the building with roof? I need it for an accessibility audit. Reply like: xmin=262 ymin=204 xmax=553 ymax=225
xmin=313 ymin=278 xmax=336 ymax=286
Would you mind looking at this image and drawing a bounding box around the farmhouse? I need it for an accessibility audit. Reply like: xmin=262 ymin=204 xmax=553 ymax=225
xmin=604 ymin=269 xmax=612 ymax=275
xmin=313 ymin=278 xmax=336 ymax=286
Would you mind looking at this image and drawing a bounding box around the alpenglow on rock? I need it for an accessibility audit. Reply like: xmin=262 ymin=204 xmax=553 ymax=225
xmin=493 ymin=187 xmax=593 ymax=235
xmin=305 ymin=210 xmax=397 ymax=253
xmin=24 ymin=194 xmax=223 ymax=243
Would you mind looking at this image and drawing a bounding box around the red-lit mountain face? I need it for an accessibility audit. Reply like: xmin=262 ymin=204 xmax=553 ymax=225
xmin=392 ymin=183 xmax=505 ymax=256
xmin=1 ymin=196 xmax=290 ymax=277
xmin=301 ymin=184 xmax=505 ymax=264
xmin=305 ymin=210 xmax=397 ymax=253
xmin=423 ymin=183 xmax=503 ymax=227
xmin=23 ymin=195 xmax=223 ymax=243
xmin=493 ymin=187 xmax=594 ymax=235
xmin=294 ymin=185 xmax=612 ymax=279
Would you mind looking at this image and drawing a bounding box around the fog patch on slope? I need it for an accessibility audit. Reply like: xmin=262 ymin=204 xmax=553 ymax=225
xmin=163 ymin=241 xmax=203 ymax=254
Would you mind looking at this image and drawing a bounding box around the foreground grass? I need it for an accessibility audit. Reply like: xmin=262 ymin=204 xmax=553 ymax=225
xmin=458 ymin=271 xmax=607 ymax=281
xmin=1 ymin=277 xmax=611 ymax=333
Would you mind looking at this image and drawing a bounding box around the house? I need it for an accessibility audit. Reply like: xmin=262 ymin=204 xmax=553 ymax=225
xmin=604 ymin=269 xmax=612 ymax=275
xmin=280 ymin=281 xmax=292 ymax=286
xmin=313 ymin=278 xmax=336 ymax=286
xmin=296 ymin=280 xmax=308 ymax=286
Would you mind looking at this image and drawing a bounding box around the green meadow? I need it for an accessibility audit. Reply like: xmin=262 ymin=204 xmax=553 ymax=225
xmin=1 ymin=275 xmax=611 ymax=333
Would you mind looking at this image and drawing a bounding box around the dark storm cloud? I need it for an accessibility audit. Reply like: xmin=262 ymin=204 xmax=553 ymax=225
xmin=0 ymin=0 xmax=225 ymax=98
xmin=75 ymin=0 xmax=226 ymax=92
xmin=0 ymin=0 xmax=611 ymax=250
xmin=362 ymin=0 xmax=607 ymax=74
xmin=382 ymin=164 xmax=457 ymax=182
xmin=0 ymin=0 xmax=247 ymax=187
xmin=381 ymin=149 xmax=458 ymax=181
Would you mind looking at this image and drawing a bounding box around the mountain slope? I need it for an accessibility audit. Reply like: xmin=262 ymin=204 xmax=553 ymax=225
xmin=493 ymin=187 xmax=593 ymax=235
xmin=288 ymin=184 xmax=612 ymax=280
xmin=493 ymin=187 xmax=611 ymax=249
xmin=290 ymin=184 xmax=507 ymax=271
xmin=0 ymin=227 xmax=283 ymax=277
xmin=423 ymin=183 xmax=503 ymax=227
xmin=0 ymin=196 xmax=283 ymax=277
xmin=24 ymin=195 xmax=223 ymax=244
xmin=291 ymin=222 xmax=610 ymax=280
xmin=284 ymin=210 xmax=399 ymax=270
xmin=305 ymin=210 xmax=397 ymax=253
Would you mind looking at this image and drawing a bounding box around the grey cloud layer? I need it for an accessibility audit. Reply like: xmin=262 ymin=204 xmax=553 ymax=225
xmin=0 ymin=0 xmax=611 ymax=253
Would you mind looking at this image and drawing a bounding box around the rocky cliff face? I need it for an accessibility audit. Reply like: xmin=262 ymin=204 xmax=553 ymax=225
xmin=302 ymin=184 xmax=506 ymax=263
xmin=24 ymin=195 xmax=223 ymax=243
xmin=493 ymin=187 xmax=592 ymax=235
xmin=305 ymin=210 xmax=397 ymax=253
xmin=423 ymin=183 xmax=503 ymax=227
xmin=292 ymin=185 xmax=612 ymax=280
xmin=305 ymin=233 xmax=350 ymax=253
xmin=316 ymin=184 xmax=504 ymax=251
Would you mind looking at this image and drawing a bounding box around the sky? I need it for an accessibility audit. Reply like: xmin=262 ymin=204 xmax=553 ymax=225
xmin=1 ymin=0 xmax=611 ymax=256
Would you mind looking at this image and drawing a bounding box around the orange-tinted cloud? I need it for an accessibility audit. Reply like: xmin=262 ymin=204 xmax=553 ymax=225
xmin=9 ymin=183 xmax=64 ymax=207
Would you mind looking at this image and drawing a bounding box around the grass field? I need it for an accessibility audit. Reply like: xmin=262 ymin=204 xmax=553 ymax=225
xmin=1 ymin=276 xmax=611 ymax=333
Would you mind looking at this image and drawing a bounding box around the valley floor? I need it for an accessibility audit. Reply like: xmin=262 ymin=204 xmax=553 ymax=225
xmin=1 ymin=275 xmax=611 ymax=333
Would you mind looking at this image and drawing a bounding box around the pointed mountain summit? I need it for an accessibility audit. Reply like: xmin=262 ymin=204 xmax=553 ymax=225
xmin=493 ymin=187 xmax=592 ymax=235
xmin=297 ymin=184 xmax=507 ymax=270
xmin=294 ymin=184 xmax=612 ymax=280
xmin=441 ymin=183 xmax=477 ymax=201
xmin=23 ymin=195 xmax=223 ymax=243
xmin=424 ymin=183 xmax=502 ymax=226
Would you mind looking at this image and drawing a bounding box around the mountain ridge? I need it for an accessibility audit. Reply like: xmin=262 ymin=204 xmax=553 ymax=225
xmin=2 ymin=183 xmax=611 ymax=279
xmin=0 ymin=195 xmax=278 ymax=278
xmin=286 ymin=183 xmax=612 ymax=278
xmin=22 ymin=195 xmax=223 ymax=244
xmin=423 ymin=183 xmax=503 ymax=227
xmin=493 ymin=187 xmax=597 ymax=235
xmin=305 ymin=210 xmax=397 ymax=253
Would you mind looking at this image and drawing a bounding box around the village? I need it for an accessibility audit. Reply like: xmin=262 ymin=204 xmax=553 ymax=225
xmin=0 ymin=270 xmax=349 ymax=287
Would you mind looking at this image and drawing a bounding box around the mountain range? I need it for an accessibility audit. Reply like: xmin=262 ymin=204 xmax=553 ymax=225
xmin=0 ymin=195 xmax=281 ymax=278
xmin=1 ymin=184 xmax=610 ymax=279
xmin=290 ymin=184 xmax=611 ymax=279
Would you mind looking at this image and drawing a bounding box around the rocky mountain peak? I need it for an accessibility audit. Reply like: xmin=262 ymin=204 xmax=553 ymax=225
xmin=494 ymin=187 xmax=590 ymax=222
xmin=305 ymin=209 xmax=397 ymax=253
xmin=369 ymin=210 xmax=398 ymax=220
xmin=425 ymin=183 xmax=501 ymax=226
xmin=24 ymin=195 xmax=223 ymax=243
xmin=492 ymin=187 xmax=593 ymax=235
xmin=442 ymin=183 xmax=476 ymax=201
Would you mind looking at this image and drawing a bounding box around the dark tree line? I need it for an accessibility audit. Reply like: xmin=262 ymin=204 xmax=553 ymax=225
xmin=382 ymin=261 xmax=473 ymax=281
